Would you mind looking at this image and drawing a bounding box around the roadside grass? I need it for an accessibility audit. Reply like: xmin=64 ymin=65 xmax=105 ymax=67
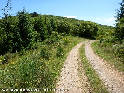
xmin=91 ymin=41 xmax=124 ymax=72
xmin=79 ymin=44 xmax=109 ymax=93
xmin=0 ymin=35 xmax=84 ymax=93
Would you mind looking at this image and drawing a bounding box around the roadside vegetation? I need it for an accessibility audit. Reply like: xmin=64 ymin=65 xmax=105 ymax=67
xmin=0 ymin=34 xmax=83 ymax=93
xmin=92 ymin=41 xmax=124 ymax=72
xmin=92 ymin=0 xmax=124 ymax=72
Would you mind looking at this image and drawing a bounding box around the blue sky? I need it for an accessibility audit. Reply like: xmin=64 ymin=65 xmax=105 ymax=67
xmin=0 ymin=0 xmax=122 ymax=26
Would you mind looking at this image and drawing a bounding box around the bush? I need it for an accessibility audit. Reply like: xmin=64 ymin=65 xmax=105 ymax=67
xmin=76 ymin=21 xmax=98 ymax=39
xmin=56 ymin=46 xmax=64 ymax=58
xmin=17 ymin=10 xmax=37 ymax=50
xmin=45 ymin=32 xmax=62 ymax=44
xmin=34 ymin=16 xmax=48 ymax=41
xmin=57 ymin=21 xmax=71 ymax=34
xmin=0 ymin=10 xmax=38 ymax=55
xmin=63 ymin=37 xmax=70 ymax=45
xmin=40 ymin=46 xmax=51 ymax=60
xmin=0 ymin=55 xmax=55 ymax=90
xmin=113 ymin=44 xmax=124 ymax=62
xmin=0 ymin=16 xmax=17 ymax=54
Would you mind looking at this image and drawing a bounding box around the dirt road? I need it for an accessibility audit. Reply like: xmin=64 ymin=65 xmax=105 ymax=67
xmin=56 ymin=42 xmax=91 ymax=93
xmin=85 ymin=41 xmax=124 ymax=93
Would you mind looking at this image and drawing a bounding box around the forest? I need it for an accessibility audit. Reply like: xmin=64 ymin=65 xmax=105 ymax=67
xmin=0 ymin=0 xmax=124 ymax=93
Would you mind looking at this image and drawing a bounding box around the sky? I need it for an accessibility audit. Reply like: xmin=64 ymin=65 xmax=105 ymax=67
xmin=0 ymin=0 xmax=122 ymax=26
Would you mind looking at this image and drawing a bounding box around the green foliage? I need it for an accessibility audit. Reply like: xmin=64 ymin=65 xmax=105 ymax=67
xmin=1 ymin=53 xmax=11 ymax=64
xmin=34 ymin=16 xmax=48 ymax=41
xmin=0 ymin=16 xmax=18 ymax=54
xmin=40 ymin=46 xmax=51 ymax=60
xmin=113 ymin=43 xmax=124 ymax=62
xmin=56 ymin=46 xmax=64 ymax=58
xmin=92 ymin=41 xmax=124 ymax=72
xmin=16 ymin=56 xmax=54 ymax=89
xmin=17 ymin=10 xmax=38 ymax=50
xmin=115 ymin=17 xmax=124 ymax=41
xmin=115 ymin=0 xmax=124 ymax=42
xmin=0 ymin=11 xmax=101 ymax=55
xmin=57 ymin=21 xmax=71 ymax=34
xmin=0 ymin=10 xmax=38 ymax=55
xmin=63 ymin=37 xmax=70 ymax=45
xmin=0 ymin=56 xmax=54 ymax=90
xmin=50 ymin=17 xmax=58 ymax=32
xmin=30 ymin=12 xmax=39 ymax=17
xmin=116 ymin=0 xmax=124 ymax=21
xmin=97 ymin=25 xmax=115 ymax=42
xmin=0 ymin=36 xmax=84 ymax=92
xmin=70 ymin=23 xmax=80 ymax=36
xmin=78 ymin=21 xmax=98 ymax=39
xmin=44 ymin=31 xmax=63 ymax=44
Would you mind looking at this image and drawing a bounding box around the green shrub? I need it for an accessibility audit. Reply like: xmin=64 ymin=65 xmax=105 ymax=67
xmin=0 ymin=55 xmax=55 ymax=90
xmin=17 ymin=10 xmax=37 ymax=50
xmin=113 ymin=44 xmax=124 ymax=62
xmin=0 ymin=16 xmax=17 ymax=54
xmin=45 ymin=32 xmax=62 ymax=44
xmin=57 ymin=21 xmax=71 ymax=34
xmin=34 ymin=16 xmax=48 ymax=41
xmin=63 ymin=37 xmax=70 ymax=45
xmin=56 ymin=46 xmax=64 ymax=58
xmin=40 ymin=46 xmax=51 ymax=60
xmin=0 ymin=53 xmax=13 ymax=64
xmin=0 ymin=10 xmax=38 ymax=55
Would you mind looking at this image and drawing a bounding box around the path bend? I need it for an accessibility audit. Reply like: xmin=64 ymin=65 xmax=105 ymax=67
xmin=85 ymin=41 xmax=124 ymax=93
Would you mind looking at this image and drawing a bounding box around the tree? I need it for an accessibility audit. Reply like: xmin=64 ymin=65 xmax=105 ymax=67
xmin=34 ymin=16 xmax=48 ymax=41
xmin=30 ymin=12 xmax=39 ymax=17
xmin=2 ymin=0 xmax=12 ymax=18
xmin=115 ymin=0 xmax=124 ymax=42
xmin=0 ymin=0 xmax=13 ymax=54
xmin=117 ymin=0 xmax=124 ymax=20
xmin=17 ymin=9 xmax=37 ymax=50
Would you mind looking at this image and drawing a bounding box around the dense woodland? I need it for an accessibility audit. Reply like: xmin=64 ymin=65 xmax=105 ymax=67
xmin=0 ymin=10 xmax=100 ymax=55
xmin=0 ymin=0 xmax=124 ymax=92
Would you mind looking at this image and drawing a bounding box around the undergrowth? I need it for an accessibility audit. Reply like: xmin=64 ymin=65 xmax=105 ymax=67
xmin=0 ymin=35 xmax=83 ymax=93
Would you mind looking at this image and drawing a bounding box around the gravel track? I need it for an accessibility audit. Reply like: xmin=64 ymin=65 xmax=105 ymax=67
xmin=85 ymin=41 xmax=124 ymax=93
xmin=56 ymin=42 xmax=91 ymax=93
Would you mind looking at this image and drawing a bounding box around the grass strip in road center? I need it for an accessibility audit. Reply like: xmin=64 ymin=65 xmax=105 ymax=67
xmin=79 ymin=44 xmax=109 ymax=93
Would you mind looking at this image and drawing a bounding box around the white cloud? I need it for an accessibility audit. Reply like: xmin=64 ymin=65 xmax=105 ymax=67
xmin=63 ymin=16 xmax=116 ymax=26
xmin=94 ymin=17 xmax=116 ymax=26
xmin=64 ymin=16 xmax=77 ymax=18
xmin=77 ymin=16 xmax=116 ymax=26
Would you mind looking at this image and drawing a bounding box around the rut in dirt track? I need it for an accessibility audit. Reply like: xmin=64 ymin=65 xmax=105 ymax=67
xmin=85 ymin=41 xmax=124 ymax=93
xmin=56 ymin=42 xmax=91 ymax=93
